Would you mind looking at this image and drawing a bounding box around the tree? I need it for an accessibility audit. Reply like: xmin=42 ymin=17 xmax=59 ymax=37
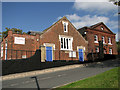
xmin=109 ymin=0 xmax=120 ymax=6
xmin=2 ymin=27 xmax=24 ymax=38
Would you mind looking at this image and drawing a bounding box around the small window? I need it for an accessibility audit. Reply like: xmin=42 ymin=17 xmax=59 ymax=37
xmin=102 ymin=36 xmax=105 ymax=43
xmin=95 ymin=46 xmax=99 ymax=53
xmin=109 ymin=48 xmax=112 ymax=54
xmin=1 ymin=44 xmax=3 ymax=57
xmin=94 ymin=35 xmax=98 ymax=43
xmin=62 ymin=21 xmax=68 ymax=32
xmin=108 ymin=37 xmax=111 ymax=44
xmin=64 ymin=23 xmax=67 ymax=32
xmin=101 ymin=27 xmax=104 ymax=30
xmin=69 ymin=51 xmax=76 ymax=57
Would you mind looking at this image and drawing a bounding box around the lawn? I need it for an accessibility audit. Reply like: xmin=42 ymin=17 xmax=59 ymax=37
xmin=56 ymin=67 xmax=119 ymax=89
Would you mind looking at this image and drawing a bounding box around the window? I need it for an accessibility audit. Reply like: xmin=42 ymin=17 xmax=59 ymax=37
xmin=62 ymin=21 xmax=68 ymax=32
xmin=95 ymin=46 xmax=99 ymax=53
xmin=109 ymin=48 xmax=112 ymax=54
xmin=61 ymin=38 xmax=63 ymax=48
xmin=1 ymin=44 xmax=3 ymax=57
xmin=59 ymin=35 xmax=73 ymax=50
xmin=108 ymin=37 xmax=111 ymax=44
xmin=101 ymin=27 xmax=104 ymax=30
xmin=69 ymin=51 xmax=76 ymax=57
xmin=102 ymin=36 xmax=105 ymax=44
xmin=94 ymin=35 xmax=98 ymax=43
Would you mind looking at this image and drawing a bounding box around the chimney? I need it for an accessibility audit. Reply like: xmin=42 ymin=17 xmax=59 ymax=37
xmin=8 ymin=30 xmax=13 ymax=36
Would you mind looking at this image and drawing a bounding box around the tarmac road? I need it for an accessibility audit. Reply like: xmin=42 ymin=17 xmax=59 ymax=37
xmin=2 ymin=59 xmax=119 ymax=89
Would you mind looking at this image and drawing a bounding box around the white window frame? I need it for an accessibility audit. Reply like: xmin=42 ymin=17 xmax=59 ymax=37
xmin=62 ymin=21 xmax=68 ymax=32
xmin=101 ymin=27 xmax=104 ymax=30
xmin=59 ymin=35 xmax=73 ymax=51
xmin=69 ymin=51 xmax=76 ymax=57
xmin=94 ymin=35 xmax=98 ymax=43
xmin=95 ymin=47 xmax=99 ymax=53
xmin=108 ymin=37 xmax=112 ymax=45
xmin=102 ymin=36 xmax=105 ymax=44
xmin=109 ymin=48 xmax=112 ymax=54
xmin=1 ymin=44 xmax=3 ymax=57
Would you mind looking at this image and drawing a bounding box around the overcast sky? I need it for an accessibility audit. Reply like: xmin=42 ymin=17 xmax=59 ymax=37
xmin=1 ymin=0 xmax=119 ymax=41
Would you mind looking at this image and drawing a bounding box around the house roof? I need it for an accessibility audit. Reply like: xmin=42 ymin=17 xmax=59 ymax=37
xmin=28 ymin=16 xmax=69 ymax=35
xmin=27 ymin=30 xmax=43 ymax=35
xmin=78 ymin=22 xmax=115 ymax=35
xmin=42 ymin=16 xmax=68 ymax=33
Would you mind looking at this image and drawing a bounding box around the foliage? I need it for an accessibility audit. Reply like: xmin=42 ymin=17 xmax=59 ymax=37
xmin=2 ymin=27 xmax=27 ymax=38
xmin=109 ymin=0 xmax=120 ymax=6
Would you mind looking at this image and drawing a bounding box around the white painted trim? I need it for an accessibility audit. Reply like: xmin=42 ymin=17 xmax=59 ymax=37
xmin=59 ymin=35 xmax=73 ymax=51
xmin=77 ymin=46 xmax=85 ymax=61
xmin=94 ymin=41 xmax=99 ymax=43
xmin=62 ymin=21 xmax=68 ymax=32
xmin=43 ymin=43 xmax=55 ymax=61
xmin=108 ymin=43 xmax=112 ymax=45
xmin=43 ymin=43 xmax=55 ymax=50
xmin=109 ymin=48 xmax=112 ymax=54
xmin=5 ymin=42 xmax=7 ymax=60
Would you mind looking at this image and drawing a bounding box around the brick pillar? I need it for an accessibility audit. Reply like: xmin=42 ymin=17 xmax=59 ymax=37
xmin=7 ymin=30 xmax=13 ymax=60
xmin=35 ymin=34 xmax=40 ymax=50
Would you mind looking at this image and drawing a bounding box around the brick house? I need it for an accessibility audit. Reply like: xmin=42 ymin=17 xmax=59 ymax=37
xmin=1 ymin=30 xmax=40 ymax=60
xmin=78 ymin=22 xmax=118 ymax=55
xmin=1 ymin=16 xmax=88 ymax=61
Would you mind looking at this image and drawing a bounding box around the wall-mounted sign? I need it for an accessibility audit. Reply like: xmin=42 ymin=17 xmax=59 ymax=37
xmin=14 ymin=37 xmax=25 ymax=45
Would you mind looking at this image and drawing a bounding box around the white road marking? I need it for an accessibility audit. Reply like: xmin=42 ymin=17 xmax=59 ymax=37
xmin=40 ymin=77 xmax=51 ymax=80
xmin=10 ymin=83 xmax=18 ymax=87
xmin=57 ymin=74 xmax=66 ymax=77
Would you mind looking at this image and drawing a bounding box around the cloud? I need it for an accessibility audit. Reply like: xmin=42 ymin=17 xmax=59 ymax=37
xmin=116 ymin=33 xmax=120 ymax=41
xmin=65 ymin=14 xmax=109 ymax=29
xmin=73 ymin=0 xmax=118 ymax=14
xmin=107 ymin=20 xmax=118 ymax=30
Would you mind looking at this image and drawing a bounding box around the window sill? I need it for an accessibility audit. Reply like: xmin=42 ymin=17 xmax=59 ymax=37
xmin=94 ymin=41 xmax=98 ymax=43
xmin=60 ymin=49 xmax=73 ymax=51
xmin=108 ymin=43 xmax=112 ymax=45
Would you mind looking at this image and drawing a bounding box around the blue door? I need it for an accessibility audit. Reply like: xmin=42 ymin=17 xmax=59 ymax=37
xmin=46 ymin=47 xmax=53 ymax=61
xmin=79 ymin=49 xmax=84 ymax=61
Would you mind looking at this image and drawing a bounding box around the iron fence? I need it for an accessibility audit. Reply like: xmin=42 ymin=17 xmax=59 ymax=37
xmin=1 ymin=49 xmax=36 ymax=60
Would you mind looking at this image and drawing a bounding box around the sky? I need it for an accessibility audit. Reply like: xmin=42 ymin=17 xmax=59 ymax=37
xmin=1 ymin=0 xmax=120 ymax=41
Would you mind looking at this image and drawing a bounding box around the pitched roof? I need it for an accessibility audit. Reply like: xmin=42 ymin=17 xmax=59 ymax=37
xmin=42 ymin=16 xmax=68 ymax=33
xmin=90 ymin=22 xmax=103 ymax=28
xmin=78 ymin=22 xmax=115 ymax=35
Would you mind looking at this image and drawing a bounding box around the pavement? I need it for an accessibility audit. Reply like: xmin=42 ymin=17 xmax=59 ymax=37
xmin=2 ymin=58 xmax=120 ymax=89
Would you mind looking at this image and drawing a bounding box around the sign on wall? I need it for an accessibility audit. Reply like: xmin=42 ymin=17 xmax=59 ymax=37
xmin=14 ymin=37 xmax=25 ymax=44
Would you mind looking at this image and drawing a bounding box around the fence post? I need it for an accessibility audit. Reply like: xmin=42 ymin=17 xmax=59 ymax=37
xmin=16 ymin=50 xmax=17 ymax=59
xmin=11 ymin=49 xmax=12 ymax=59
xmin=59 ymin=50 xmax=60 ymax=60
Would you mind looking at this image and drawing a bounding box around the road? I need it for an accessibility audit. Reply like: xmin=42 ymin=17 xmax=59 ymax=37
xmin=2 ymin=59 xmax=119 ymax=89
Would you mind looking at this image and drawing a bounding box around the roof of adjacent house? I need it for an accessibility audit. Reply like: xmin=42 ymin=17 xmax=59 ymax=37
xmin=78 ymin=22 xmax=115 ymax=35
xmin=27 ymin=30 xmax=43 ymax=35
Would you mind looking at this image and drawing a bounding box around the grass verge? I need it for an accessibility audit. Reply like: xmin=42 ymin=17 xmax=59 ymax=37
xmin=55 ymin=67 xmax=119 ymax=89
